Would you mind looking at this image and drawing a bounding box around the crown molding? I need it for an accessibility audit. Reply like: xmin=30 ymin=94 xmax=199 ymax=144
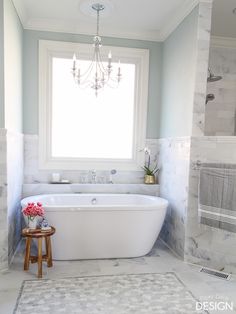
xmin=211 ymin=36 xmax=236 ymax=49
xmin=23 ymin=18 xmax=162 ymax=42
xmin=159 ymin=0 xmax=200 ymax=41
xmin=12 ymin=0 xmax=28 ymax=26
xmin=13 ymin=0 xmax=201 ymax=42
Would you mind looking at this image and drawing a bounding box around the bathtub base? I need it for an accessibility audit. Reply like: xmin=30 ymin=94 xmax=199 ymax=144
xmin=47 ymin=209 xmax=166 ymax=260
xmin=21 ymin=194 xmax=168 ymax=261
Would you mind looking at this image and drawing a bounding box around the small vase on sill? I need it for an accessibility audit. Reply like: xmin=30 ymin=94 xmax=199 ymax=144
xmin=144 ymin=174 xmax=156 ymax=184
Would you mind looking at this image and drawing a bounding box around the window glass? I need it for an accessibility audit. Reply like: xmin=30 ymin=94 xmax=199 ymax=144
xmin=51 ymin=57 xmax=136 ymax=159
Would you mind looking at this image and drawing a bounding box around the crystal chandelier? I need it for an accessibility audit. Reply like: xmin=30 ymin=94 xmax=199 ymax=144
xmin=71 ymin=3 xmax=122 ymax=96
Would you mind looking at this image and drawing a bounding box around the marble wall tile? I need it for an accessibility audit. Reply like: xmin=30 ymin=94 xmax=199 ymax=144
xmin=24 ymin=135 xmax=159 ymax=185
xmin=0 ymin=129 xmax=23 ymax=270
xmin=192 ymin=1 xmax=213 ymax=136
xmin=157 ymin=137 xmax=191 ymax=258
xmin=22 ymin=183 xmax=160 ymax=198
xmin=7 ymin=131 xmax=23 ymax=264
xmin=205 ymin=46 xmax=236 ymax=135
xmin=0 ymin=129 xmax=8 ymax=271
xmin=185 ymin=136 xmax=236 ymax=273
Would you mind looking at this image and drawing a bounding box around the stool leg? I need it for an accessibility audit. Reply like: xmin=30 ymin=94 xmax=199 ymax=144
xmin=38 ymin=238 xmax=43 ymax=278
xmin=45 ymin=236 xmax=48 ymax=258
xmin=47 ymin=237 xmax=53 ymax=267
xmin=24 ymin=238 xmax=31 ymax=271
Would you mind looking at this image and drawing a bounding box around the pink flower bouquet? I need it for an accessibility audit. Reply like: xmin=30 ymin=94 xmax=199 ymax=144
xmin=22 ymin=202 xmax=45 ymax=225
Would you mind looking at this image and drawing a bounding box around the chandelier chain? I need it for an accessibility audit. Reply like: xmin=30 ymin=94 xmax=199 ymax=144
xmin=96 ymin=8 xmax=100 ymax=36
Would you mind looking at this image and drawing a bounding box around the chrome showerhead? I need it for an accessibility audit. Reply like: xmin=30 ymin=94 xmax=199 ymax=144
xmin=207 ymin=68 xmax=222 ymax=82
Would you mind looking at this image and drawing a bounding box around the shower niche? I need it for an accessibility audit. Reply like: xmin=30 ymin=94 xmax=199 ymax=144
xmin=205 ymin=2 xmax=236 ymax=136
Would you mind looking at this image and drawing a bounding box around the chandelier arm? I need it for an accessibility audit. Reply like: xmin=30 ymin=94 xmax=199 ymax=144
xmin=77 ymin=80 xmax=94 ymax=88
xmin=97 ymin=49 xmax=109 ymax=74
xmin=97 ymin=57 xmax=106 ymax=77
xmin=78 ymin=69 xmax=95 ymax=86
xmin=76 ymin=51 xmax=96 ymax=79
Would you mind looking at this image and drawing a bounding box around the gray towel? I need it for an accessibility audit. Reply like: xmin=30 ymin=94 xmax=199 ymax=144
xmin=198 ymin=163 xmax=236 ymax=233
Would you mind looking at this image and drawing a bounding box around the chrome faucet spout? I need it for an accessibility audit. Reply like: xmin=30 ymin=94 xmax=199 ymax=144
xmin=91 ymin=169 xmax=97 ymax=184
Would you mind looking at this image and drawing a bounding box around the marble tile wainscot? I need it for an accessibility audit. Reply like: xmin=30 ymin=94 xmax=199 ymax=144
xmin=157 ymin=137 xmax=191 ymax=258
xmin=22 ymin=184 xmax=160 ymax=198
xmin=0 ymin=129 xmax=23 ymax=271
xmin=185 ymin=136 xmax=236 ymax=274
xmin=24 ymin=135 xmax=159 ymax=184
xmin=7 ymin=131 xmax=24 ymax=265
xmin=0 ymin=129 xmax=8 ymax=271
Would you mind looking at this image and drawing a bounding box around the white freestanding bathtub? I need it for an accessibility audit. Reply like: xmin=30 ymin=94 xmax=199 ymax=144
xmin=21 ymin=194 xmax=168 ymax=260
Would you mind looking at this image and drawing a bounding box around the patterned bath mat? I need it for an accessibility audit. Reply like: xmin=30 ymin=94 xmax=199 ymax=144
xmin=14 ymin=272 xmax=205 ymax=314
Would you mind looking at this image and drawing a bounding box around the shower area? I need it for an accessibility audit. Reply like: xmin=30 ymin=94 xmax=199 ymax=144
xmin=205 ymin=40 xmax=236 ymax=136
xmin=184 ymin=0 xmax=236 ymax=273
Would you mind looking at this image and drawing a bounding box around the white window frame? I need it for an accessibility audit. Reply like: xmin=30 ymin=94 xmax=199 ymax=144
xmin=38 ymin=40 xmax=149 ymax=170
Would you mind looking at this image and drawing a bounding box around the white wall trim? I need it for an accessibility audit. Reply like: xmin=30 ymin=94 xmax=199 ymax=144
xmin=13 ymin=0 xmax=201 ymax=42
xmin=159 ymin=0 xmax=200 ymax=41
xmin=211 ymin=36 xmax=236 ymax=49
xmin=38 ymin=40 xmax=149 ymax=170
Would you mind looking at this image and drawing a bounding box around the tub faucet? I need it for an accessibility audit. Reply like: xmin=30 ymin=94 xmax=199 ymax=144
xmin=91 ymin=170 xmax=96 ymax=184
xmin=91 ymin=198 xmax=97 ymax=205
xmin=109 ymin=169 xmax=117 ymax=184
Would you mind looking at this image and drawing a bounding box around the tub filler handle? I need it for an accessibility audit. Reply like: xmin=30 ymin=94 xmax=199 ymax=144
xmin=91 ymin=198 xmax=97 ymax=205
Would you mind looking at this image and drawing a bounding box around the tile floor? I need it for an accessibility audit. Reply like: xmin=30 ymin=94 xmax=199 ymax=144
xmin=0 ymin=240 xmax=236 ymax=314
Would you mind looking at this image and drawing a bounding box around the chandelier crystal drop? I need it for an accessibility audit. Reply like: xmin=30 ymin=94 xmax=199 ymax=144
xmin=71 ymin=3 xmax=122 ymax=96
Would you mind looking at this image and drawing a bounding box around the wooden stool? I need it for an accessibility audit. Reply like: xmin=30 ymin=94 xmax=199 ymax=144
xmin=22 ymin=227 xmax=56 ymax=278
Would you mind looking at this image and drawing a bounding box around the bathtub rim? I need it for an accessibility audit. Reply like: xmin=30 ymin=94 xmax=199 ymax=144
xmin=21 ymin=193 xmax=168 ymax=211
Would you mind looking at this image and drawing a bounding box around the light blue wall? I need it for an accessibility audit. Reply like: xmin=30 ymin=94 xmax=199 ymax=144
xmin=23 ymin=30 xmax=162 ymax=138
xmin=4 ymin=0 xmax=23 ymax=132
xmin=0 ymin=0 xmax=4 ymax=128
xmin=160 ymin=6 xmax=198 ymax=138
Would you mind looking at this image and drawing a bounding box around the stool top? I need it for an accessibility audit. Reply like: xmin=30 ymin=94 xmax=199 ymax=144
xmin=22 ymin=226 xmax=56 ymax=238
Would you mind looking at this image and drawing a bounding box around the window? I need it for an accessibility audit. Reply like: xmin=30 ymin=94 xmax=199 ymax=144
xmin=39 ymin=40 xmax=149 ymax=170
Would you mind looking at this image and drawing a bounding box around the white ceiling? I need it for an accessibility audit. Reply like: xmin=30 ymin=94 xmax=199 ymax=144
xmin=212 ymin=0 xmax=236 ymax=38
xmin=12 ymin=0 xmax=199 ymax=41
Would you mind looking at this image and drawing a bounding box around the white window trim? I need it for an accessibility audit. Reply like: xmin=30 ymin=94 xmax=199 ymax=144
xmin=38 ymin=40 xmax=149 ymax=170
